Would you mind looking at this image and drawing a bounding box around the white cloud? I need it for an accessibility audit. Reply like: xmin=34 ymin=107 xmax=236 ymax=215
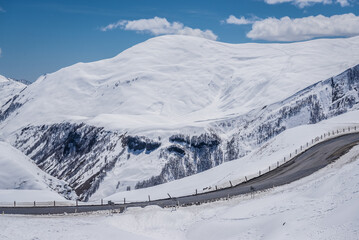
xmin=336 ymin=0 xmax=350 ymax=6
xmin=247 ymin=13 xmax=359 ymax=41
xmin=264 ymin=0 xmax=349 ymax=7
xmin=101 ymin=17 xmax=217 ymax=40
xmin=225 ymin=15 xmax=254 ymax=25
xmin=0 ymin=48 xmax=2 ymax=57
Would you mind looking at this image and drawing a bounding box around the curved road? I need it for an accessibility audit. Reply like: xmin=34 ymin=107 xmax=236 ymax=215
xmin=2 ymin=132 xmax=359 ymax=215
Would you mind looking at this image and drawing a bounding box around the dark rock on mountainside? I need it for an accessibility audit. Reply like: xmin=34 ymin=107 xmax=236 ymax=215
xmin=12 ymin=122 xmax=163 ymax=200
xmin=6 ymin=64 xmax=359 ymax=200
xmin=135 ymin=64 xmax=359 ymax=189
xmin=123 ymin=136 xmax=161 ymax=154
xmin=135 ymin=133 xmax=223 ymax=189
xmin=0 ymin=95 xmax=23 ymax=122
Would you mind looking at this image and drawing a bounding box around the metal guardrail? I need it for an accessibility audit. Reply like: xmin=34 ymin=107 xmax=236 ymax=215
xmin=1 ymin=125 xmax=359 ymax=214
xmin=198 ymin=125 xmax=359 ymax=194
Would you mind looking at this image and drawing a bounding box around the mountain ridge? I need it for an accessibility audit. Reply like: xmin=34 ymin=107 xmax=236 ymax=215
xmin=1 ymin=35 xmax=359 ymax=200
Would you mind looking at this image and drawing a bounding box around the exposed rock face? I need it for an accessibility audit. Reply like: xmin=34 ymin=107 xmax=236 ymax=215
xmin=13 ymin=123 xmax=122 ymax=200
xmin=124 ymin=136 xmax=161 ymax=154
xmin=6 ymin=64 xmax=359 ymax=200
xmin=11 ymin=122 xmax=163 ymax=200
xmin=0 ymin=95 xmax=23 ymax=122
xmin=135 ymin=64 xmax=359 ymax=189
xmin=135 ymin=133 xmax=222 ymax=189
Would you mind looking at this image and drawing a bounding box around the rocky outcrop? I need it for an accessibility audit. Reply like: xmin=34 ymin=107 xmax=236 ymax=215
xmin=8 ymin=64 xmax=359 ymax=199
xmin=12 ymin=122 xmax=164 ymax=200
xmin=135 ymin=133 xmax=222 ymax=189
xmin=215 ymin=64 xmax=359 ymax=160
xmin=123 ymin=136 xmax=161 ymax=154
xmin=135 ymin=64 xmax=359 ymax=189
xmin=0 ymin=95 xmax=23 ymax=122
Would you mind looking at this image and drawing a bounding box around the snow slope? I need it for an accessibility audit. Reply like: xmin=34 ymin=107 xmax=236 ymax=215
xmin=1 ymin=35 xmax=359 ymax=201
xmin=0 ymin=75 xmax=26 ymax=106
xmin=1 ymin=142 xmax=358 ymax=240
xmin=2 ymin=35 xmax=359 ymax=135
xmin=99 ymin=110 xmax=359 ymax=202
xmin=0 ymin=141 xmax=74 ymax=201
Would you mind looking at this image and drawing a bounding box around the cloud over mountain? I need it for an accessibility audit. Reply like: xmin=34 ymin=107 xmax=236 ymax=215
xmin=247 ymin=13 xmax=359 ymax=41
xmin=101 ymin=17 xmax=218 ymax=40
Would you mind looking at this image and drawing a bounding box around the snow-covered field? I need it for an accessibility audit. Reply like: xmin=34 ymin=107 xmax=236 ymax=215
xmin=1 ymin=143 xmax=358 ymax=240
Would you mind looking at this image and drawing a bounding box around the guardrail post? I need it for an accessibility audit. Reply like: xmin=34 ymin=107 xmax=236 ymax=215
xmin=259 ymin=170 xmax=261 ymax=176
xmin=76 ymin=200 xmax=78 ymax=206
xmin=14 ymin=201 xmax=16 ymax=207
xmin=277 ymin=161 xmax=279 ymax=167
xmin=195 ymin=189 xmax=198 ymax=195
xmin=148 ymin=195 xmax=151 ymax=202
xmin=245 ymin=176 xmax=248 ymax=182
xmin=34 ymin=201 xmax=36 ymax=207
xmin=54 ymin=201 xmax=56 ymax=207
xmin=295 ymin=149 xmax=297 ymax=154
xmin=124 ymin=198 xmax=126 ymax=204
xmin=229 ymin=181 xmax=233 ymax=187
xmin=215 ymin=185 xmax=218 ymax=190
xmin=101 ymin=199 xmax=103 ymax=205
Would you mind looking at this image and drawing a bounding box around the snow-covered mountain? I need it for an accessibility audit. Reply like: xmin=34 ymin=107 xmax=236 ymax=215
xmin=0 ymin=75 xmax=27 ymax=106
xmin=0 ymin=141 xmax=75 ymax=201
xmin=2 ymin=35 xmax=359 ymax=133
xmin=1 ymin=35 xmax=359 ymax=200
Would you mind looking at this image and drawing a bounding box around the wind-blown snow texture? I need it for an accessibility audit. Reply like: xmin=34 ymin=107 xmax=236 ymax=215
xmin=1 ymin=35 xmax=359 ymax=200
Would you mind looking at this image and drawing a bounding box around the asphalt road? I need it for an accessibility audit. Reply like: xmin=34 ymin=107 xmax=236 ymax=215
xmin=2 ymin=132 xmax=359 ymax=215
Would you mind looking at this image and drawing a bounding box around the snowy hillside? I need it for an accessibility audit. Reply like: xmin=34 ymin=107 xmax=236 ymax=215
xmin=1 ymin=35 xmax=359 ymax=200
xmin=0 ymin=141 xmax=75 ymax=201
xmin=0 ymin=75 xmax=26 ymax=107
xmin=101 ymin=110 xmax=359 ymax=202
xmin=1 ymin=143 xmax=359 ymax=240
xmin=1 ymin=35 xmax=359 ymax=133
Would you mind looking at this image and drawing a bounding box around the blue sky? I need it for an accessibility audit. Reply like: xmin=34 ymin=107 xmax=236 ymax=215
xmin=0 ymin=0 xmax=358 ymax=82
